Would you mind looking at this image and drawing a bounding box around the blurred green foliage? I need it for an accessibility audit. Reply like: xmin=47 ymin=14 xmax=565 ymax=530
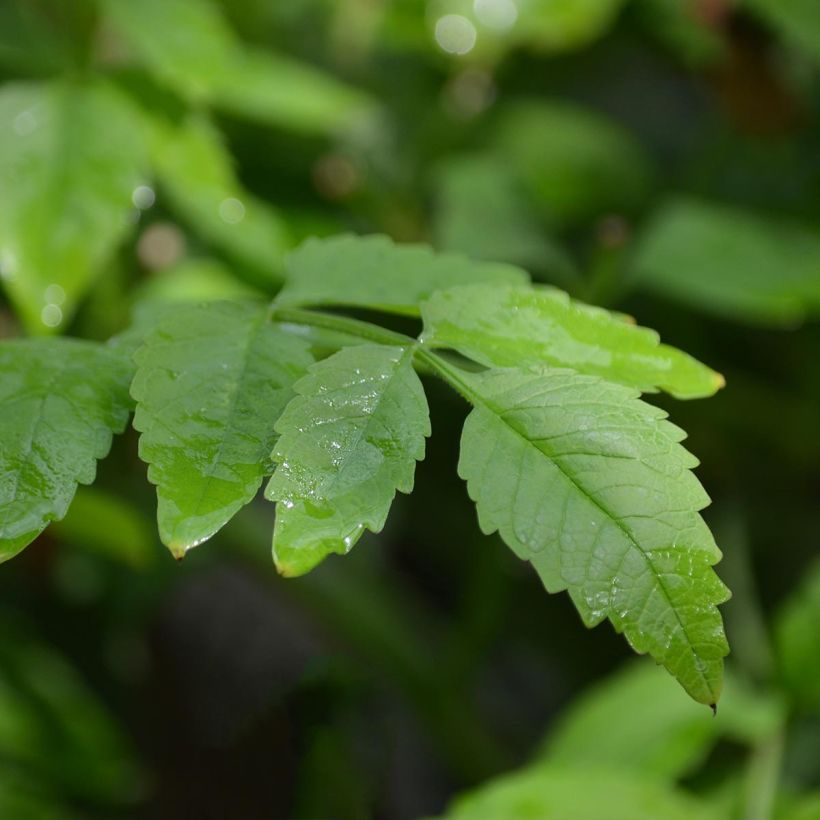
xmin=1 ymin=0 xmax=820 ymax=817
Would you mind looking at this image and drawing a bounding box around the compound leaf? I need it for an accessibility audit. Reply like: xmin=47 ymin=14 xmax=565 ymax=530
xmin=0 ymin=80 xmax=147 ymax=333
xmin=131 ymin=301 xmax=314 ymax=556
xmin=455 ymin=365 xmax=729 ymax=705
xmin=266 ymin=344 xmax=430 ymax=576
xmin=0 ymin=339 xmax=133 ymax=560
xmin=422 ymin=283 xmax=723 ymax=399
xmin=278 ymin=234 xmax=528 ymax=316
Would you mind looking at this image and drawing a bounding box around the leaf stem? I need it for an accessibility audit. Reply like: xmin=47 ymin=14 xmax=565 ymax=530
xmin=415 ymin=347 xmax=482 ymax=406
xmin=270 ymin=306 xmax=415 ymax=348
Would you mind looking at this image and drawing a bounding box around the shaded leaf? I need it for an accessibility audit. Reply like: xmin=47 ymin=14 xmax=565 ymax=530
xmin=421 ymin=283 xmax=723 ymax=399
xmin=150 ymin=115 xmax=291 ymax=278
xmin=744 ymin=0 xmax=820 ymax=63
xmin=131 ymin=301 xmax=314 ymax=556
xmin=440 ymin=765 xmax=718 ymax=820
xmin=492 ymin=99 xmax=653 ymax=228
xmin=0 ymin=80 xmax=147 ymax=333
xmin=631 ymin=198 xmax=820 ymax=325
xmin=266 ymin=344 xmax=430 ymax=576
xmin=775 ymin=560 xmax=820 ymax=713
xmin=455 ymin=365 xmax=729 ymax=704
xmin=278 ymin=234 xmax=528 ymax=316
xmin=545 ymin=661 xmax=785 ymax=780
xmin=0 ymin=339 xmax=133 ymax=561
xmin=102 ymin=0 xmax=371 ymax=133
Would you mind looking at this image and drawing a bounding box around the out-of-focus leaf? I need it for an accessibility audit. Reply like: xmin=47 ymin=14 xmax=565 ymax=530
xmin=631 ymin=198 xmax=820 ymax=326
xmin=514 ymin=0 xmax=627 ymax=51
xmin=266 ymin=345 xmax=430 ymax=576
xmin=150 ymin=115 xmax=291 ymax=279
xmin=775 ymin=560 xmax=820 ymax=713
xmin=439 ymin=765 xmax=718 ymax=819
xmin=0 ymin=775 xmax=76 ymax=820
xmin=132 ymin=301 xmax=314 ymax=556
xmin=784 ymin=793 xmax=820 ymax=820
xmin=134 ymin=257 xmax=263 ymax=305
xmin=0 ymin=627 xmax=140 ymax=804
xmin=0 ymin=4 xmax=71 ymax=74
xmin=635 ymin=0 xmax=725 ymax=65
xmin=744 ymin=0 xmax=820 ymax=63
xmin=0 ymin=80 xmax=148 ymax=333
xmin=102 ymin=0 xmax=372 ymax=133
xmin=50 ymin=486 xmax=156 ymax=567
xmin=433 ymin=154 xmax=576 ymax=282
xmin=0 ymin=339 xmax=133 ymax=561
xmin=421 ymin=283 xmax=723 ymax=398
xmin=545 ymin=661 xmax=785 ymax=780
xmin=452 ymin=364 xmax=728 ymax=705
xmin=278 ymin=234 xmax=528 ymax=316
xmin=492 ymin=100 xmax=653 ymax=228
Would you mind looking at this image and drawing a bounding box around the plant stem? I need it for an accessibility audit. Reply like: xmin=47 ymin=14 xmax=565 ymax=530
xmin=270 ymin=306 xmax=416 ymax=348
xmin=743 ymin=728 xmax=785 ymax=820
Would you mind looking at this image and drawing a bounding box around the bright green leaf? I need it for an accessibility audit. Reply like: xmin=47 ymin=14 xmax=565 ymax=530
xmin=278 ymin=234 xmax=529 ymax=316
xmin=454 ymin=365 xmax=729 ymax=704
xmin=775 ymin=560 xmax=820 ymax=713
xmin=545 ymin=661 xmax=785 ymax=780
xmin=492 ymin=100 xmax=653 ymax=228
xmin=131 ymin=301 xmax=314 ymax=556
xmin=266 ymin=344 xmax=430 ymax=576
xmin=150 ymin=115 xmax=291 ymax=278
xmin=631 ymin=198 xmax=820 ymax=325
xmin=102 ymin=0 xmax=371 ymax=133
xmin=514 ymin=0 xmax=627 ymax=52
xmin=0 ymin=80 xmax=147 ymax=333
xmin=440 ymin=765 xmax=718 ymax=820
xmin=0 ymin=339 xmax=133 ymax=561
xmin=421 ymin=283 xmax=723 ymax=399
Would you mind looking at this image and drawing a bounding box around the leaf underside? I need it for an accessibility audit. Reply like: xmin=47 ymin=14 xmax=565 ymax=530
xmin=0 ymin=339 xmax=133 ymax=560
xmin=421 ymin=283 xmax=723 ymax=399
xmin=456 ymin=366 xmax=729 ymax=705
xmin=277 ymin=234 xmax=529 ymax=316
xmin=131 ymin=301 xmax=314 ymax=556
xmin=266 ymin=344 xmax=430 ymax=576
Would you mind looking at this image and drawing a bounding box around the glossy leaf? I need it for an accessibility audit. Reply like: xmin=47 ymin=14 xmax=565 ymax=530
xmin=102 ymin=0 xmax=371 ymax=133
xmin=455 ymin=365 xmax=729 ymax=704
xmin=266 ymin=344 xmax=430 ymax=576
xmin=632 ymin=198 xmax=820 ymax=325
xmin=775 ymin=560 xmax=820 ymax=713
xmin=0 ymin=339 xmax=133 ymax=561
xmin=421 ymin=283 xmax=723 ymax=399
xmin=150 ymin=115 xmax=291 ymax=278
xmin=441 ymin=765 xmax=717 ymax=820
xmin=492 ymin=100 xmax=653 ymax=227
xmin=278 ymin=234 xmax=528 ymax=316
xmin=131 ymin=301 xmax=314 ymax=556
xmin=0 ymin=80 xmax=147 ymax=333
xmin=545 ymin=661 xmax=785 ymax=780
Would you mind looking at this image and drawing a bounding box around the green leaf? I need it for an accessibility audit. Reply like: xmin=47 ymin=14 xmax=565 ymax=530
xmin=102 ymin=0 xmax=371 ymax=133
xmin=545 ymin=661 xmax=785 ymax=781
xmin=266 ymin=344 xmax=430 ymax=576
xmin=0 ymin=80 xmax=148 ymax=333
xmin=744 ymin=0 xmax=820 ymax=63
xmin=454 ymin=365 xmax=729 ymax=704
xmin=774 ymin=560 xmax=820 ymax=713
xmin=491 ymin=100 xmax=653 ymax=228
xmin=0 ymin=339 xmax=133 ymax=561
xmin=514 ymin=0 xmax=627 ymax=51
xmin=278 ymin=234 xmax=529 ymax=316
xmin=421 ymin=283 xmax=723 ymax=399
xmin=433 ymin=154 xmax=576 ymax=282
xmin=631 ymin=198 xmax=820 ymax=326
xmin=131 ymin=301 xmax=314 ymax=556
xmin=440 ymin=765 xmax=718 ymax=820
xmin=150 ymin=115 xmax=291 ymax=278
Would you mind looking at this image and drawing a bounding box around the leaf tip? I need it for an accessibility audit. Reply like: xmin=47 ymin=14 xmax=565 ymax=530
xmin=710 ymin=702 xmax=718 ymax=717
